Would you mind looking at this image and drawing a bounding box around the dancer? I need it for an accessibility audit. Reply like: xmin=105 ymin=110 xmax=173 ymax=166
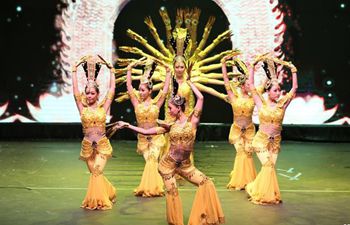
xmin=115 ymin=77 xmax=224 ymax=225
xmin=126 ymin=58 xmax=171 ymax=197
xmin=246 ymin=54 xmax=298 ymax=204
xmin=221 ymin=54 xmax=257 ymax=190
xmin=72 ymin=55 xmax=116 ymax=210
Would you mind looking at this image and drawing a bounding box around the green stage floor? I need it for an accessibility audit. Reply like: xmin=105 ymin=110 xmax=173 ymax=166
xmin=0 ymin=140 xmax=349 ymax=225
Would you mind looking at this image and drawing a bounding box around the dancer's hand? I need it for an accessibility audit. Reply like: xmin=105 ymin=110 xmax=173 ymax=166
xmin=252 ymin=52 xmax=270 ymax=66
xmin=116 ymin=121 xmax=130 ymax=128
xmin=127 ymin=57 xmax=147 ymax=70
xmin=97 ymin=55 xmax=113 ymax=69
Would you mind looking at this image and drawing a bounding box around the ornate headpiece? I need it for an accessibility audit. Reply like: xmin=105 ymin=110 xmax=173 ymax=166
xmin=262 ymin=58 xmax=279 ymax=90
xmin=170 ymin=94 xmax=186 ymax=106
xmin=170 ymin=28 xmax=190 ymax=57
xmin=82 ymin=55 xmax=102 ymax=90
xmin=140 ymin=60 xmax=157 ymax=89
xmin=233 ymin=59 xmax=249 ymax=86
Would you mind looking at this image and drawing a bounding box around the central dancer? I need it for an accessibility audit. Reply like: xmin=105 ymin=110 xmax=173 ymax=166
xmin=117 ymin=70 xmax=224 ymax=225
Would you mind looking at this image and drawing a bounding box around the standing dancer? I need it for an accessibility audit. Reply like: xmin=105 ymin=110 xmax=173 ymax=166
xmin=72 ymin=55 xmax=116 ymax=210
xmin=115 ymin=77 xmax=224 ymax=225
xmin=126 ymin=58 xmax=171 ymax=197
xmin=221 ymin=54 xmax=257 ymax=190
xmin=246 ymin=55 xmax=298 ymax=204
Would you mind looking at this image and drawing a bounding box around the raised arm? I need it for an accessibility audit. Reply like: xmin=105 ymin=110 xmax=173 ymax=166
xmin=103 ymin=66 xmax=116 ymax=112
xmin=72 ymin=60 xmax=84 ymax=114
xmin=249 ymin=63 xmax=263 ymax=109
xmin=221 ymin=55 xmax=235 ymax=102
xmin=156 ymin=64 xmax=171 ymax=108
xmin=187 ymin=80 xmax=204 ymax=128
xmin=126 ymin=62 xmax=139 ymax=107
xmin=283 ymin=63 xmax=298 ymax=109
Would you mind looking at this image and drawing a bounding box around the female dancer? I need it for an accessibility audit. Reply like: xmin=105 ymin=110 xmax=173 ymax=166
xmin=162 ymin=55 xmax=195 ymax=165
xmin=72 ymin=55 xmax=116 ymax=210
xmin=126 ymin=58 xmax=171 ymax=197
xmin=221 ymin=55 xmax=257 ymax=190
xmin=116 ymin=78 xmax=224 ymax=225
xmin=246 ymin=55 xmax=298 ymax=204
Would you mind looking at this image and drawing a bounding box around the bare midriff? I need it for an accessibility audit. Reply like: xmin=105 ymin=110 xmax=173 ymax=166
xmin=169 ymin=147 xmax=192 ymax=161
xmin=83 ymin=127 xmax=106 ymax=142
xmin=234 ymin=115 xmax=252 ymax=128
xmin=259 ymin=123 xmax=282 ymax=137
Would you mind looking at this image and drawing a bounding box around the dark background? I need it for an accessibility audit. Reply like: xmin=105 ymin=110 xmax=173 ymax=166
xmin=1 ymin=0 xmax=349 ymax=124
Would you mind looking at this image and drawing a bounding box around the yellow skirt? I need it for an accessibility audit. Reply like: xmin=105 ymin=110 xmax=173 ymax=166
xmin=134 ymin=156 xmax=164 ymax=197
xmin=134 ymin=135 xmax=165 ymax=197
xmin=188 ymin=180 xmax=225 ymax=225
xmin=227 ymin=151 xmax=256 ymax=190
xmin=81 ymin=174 xmax=117 ymax=210
xmin=245 ymin=161 xmax=281 ymax=205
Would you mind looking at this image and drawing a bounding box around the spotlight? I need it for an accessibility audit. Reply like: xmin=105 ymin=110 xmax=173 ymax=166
xmin=126 ymin=108 xmax=131 ymax=113
xmin=50 ymin=82 xmax=58 ymax=93
xmin=328 ymin=93 xmax=333 ymax=98
xmin=340 ymin=3 xmax=346 ymax=9
xmin=16 ymin=6 xmax=22 ymax=12
xmin=324 ymin=78 xmax=334 ymax=88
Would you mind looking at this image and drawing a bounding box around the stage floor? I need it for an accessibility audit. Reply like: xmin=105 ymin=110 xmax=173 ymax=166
xmin=0 ymin=140 xmax=349 ymax=225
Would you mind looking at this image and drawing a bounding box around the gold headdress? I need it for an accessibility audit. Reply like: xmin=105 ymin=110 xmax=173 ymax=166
xmin=170 ymin=94 xmax=186 ymax=106
xmin=233 ymin=58 xmax=249 ymax=86
xmin=262 ymin=58 xmax=279 ymax=90
xmin=82 ymin=55 xmax=102 ymax=90
xmin=170 ymin=27 xmax=190 ymax=57
xmin=140 ymin=59 xmax=157 ymax=89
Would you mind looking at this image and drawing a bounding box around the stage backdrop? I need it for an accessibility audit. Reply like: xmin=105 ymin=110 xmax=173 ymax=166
xmin=1 ymin=0 xmax=349 ymax=125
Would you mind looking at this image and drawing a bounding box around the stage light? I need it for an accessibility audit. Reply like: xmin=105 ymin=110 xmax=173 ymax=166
xmin=326 ymin=80 xmax=332 ymax=86
xmin=16 ymin=6 xmax=22 ymax=12
xmin=50 ymin=82 xmax=58 ymax=93
xmin=30 ymin=84 xmax=34 ymax=87
xmin=16 ymin=76 xmax=22 ymax=81
xmin=18 ymin=107 xmax=22 ymax=110
xmin=328 ymin=93 xmax=333 ymax=98
xmin=340 ymin=3 xmax=346 ymax=9
xmin=14 ymin=95 xmax=18 ymax=99
xmin=7 ymin=18 xmax=12 ymax=23
xmin=126 ymin=108 xmax=131 ymax=113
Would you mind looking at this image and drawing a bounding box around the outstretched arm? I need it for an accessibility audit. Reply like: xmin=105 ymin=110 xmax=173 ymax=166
xmin=118 ymin=121 xmax=168 ymax=135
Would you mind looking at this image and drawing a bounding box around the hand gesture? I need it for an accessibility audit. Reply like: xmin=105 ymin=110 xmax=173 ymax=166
xmin=97 ymin=55 xmax=113 ymax=69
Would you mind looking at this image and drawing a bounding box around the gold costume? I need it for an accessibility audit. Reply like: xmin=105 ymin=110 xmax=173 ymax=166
xmin=79 ymin=104 xmax=116 ymax=210
xmin=162 ymin=81 xmax=195 ymax=164
xmin=226 ymin=90 xmax=257 ymax=190
xmin=158 ymin=120 xmax=224 ymax=225
xmin=246 ymin=90 xmax=294 ymax=205
xmin=133 ymin=100 xmax=165 ymax=197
